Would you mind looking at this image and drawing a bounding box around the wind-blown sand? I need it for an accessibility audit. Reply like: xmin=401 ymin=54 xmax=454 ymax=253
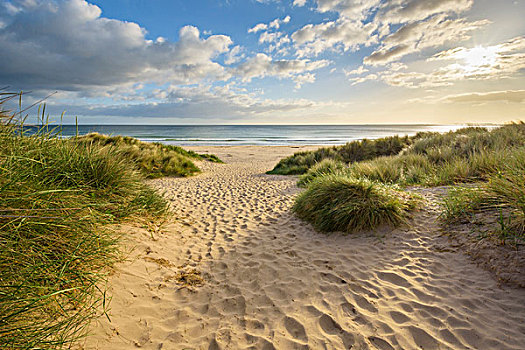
xmin=83 ymin=146 xmax=525 ymax=350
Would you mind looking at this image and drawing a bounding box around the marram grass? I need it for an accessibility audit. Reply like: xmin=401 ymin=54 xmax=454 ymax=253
xmin=75 ymin=133 xmax=222 ymax=178
xmin=0 ymin=95 xmax=174 ymax=349
xmin=267 ymin=134 xmax=413 ymax=175
xmin=308 ymin=124 xmax=525 ymax=187
xmin=281 ymin=123 xmax=525 ymax=241
xmin=297 ymin=158 xmax=348 ymax=188
xmin=440 ymin=149 xmax=525 ymax=243
xmin=293 ymin=175 xmax=418 ymax=234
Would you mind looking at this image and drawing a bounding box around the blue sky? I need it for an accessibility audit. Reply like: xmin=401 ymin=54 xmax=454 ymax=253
xmin=0 ymin=0 xmax=524 ymax=124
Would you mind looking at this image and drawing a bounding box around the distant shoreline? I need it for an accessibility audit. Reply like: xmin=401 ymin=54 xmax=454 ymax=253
xmin=19 ymin=124 xmax=500 ymax=147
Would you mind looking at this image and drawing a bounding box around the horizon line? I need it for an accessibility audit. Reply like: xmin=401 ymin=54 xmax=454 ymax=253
xmin=38 ymin=122 xmax=503 ymax=126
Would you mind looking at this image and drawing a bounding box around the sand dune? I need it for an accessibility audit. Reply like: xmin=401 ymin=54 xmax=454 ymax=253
xmin=82 ymin=146 xmax=525 ymax=350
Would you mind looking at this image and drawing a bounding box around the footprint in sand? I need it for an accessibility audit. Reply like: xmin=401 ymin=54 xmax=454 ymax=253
xmin=368 ymin=336 xmax=395 ymax=350
xmin=283 ymin=316 xmax=308 ymax=343
xmin=353 ymin=295 xmax=378 ymax=314
xmin=318 ymin=313 xmax=355 ymax=348
xmin=389 ymin=310 xmax=410 ymax=324
xmin=406 ymin=326 xmax=441 ymax=350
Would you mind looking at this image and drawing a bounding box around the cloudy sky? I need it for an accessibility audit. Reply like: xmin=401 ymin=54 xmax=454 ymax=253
xmin=1 ymin=0 xmax=524 ymax=124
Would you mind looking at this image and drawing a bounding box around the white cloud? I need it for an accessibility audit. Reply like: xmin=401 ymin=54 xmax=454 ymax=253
xmin=377 ymin=0 xmax=474 ymax=24
xmin=291 ymin=0 xmax=486 ymax=66
xmin=344 ymin=66 xmax=368 ymax=76
xmin=0 ymin=0 xmax=233 ymax=90
xmin=292 ymin=18 xmax=378 ymax=57
xmin=352 ymin=36 xmax=525 ymax=89
xmin=248 ymin=23 xmax=268 ymax=34
xmin=269 ymin=18 xmax=281 ymax=29
xmin=293 ymin=73 xmax=316 ymax=88
xmin=443 ymin=90 xmax=525 ymax=104
xmin=53 ymin=84 xmax=320 ymax=119
xmin=314 ymin=0 xmax=381 ymax=18
xmin=293 ymin=0 xmax=307 ymax=6
xmin=250 ymin=15 xmax=291 ymax=35
xmin=259 ymin=31 xmax=283 ymax=44
xmin=235 ymin=53 xmax=330 ymax=86
xmin=224 ymin=45 xmax=245 ymax=65
xmin=428 ymin=37 xmax=525 ymax=81
xmin=250 ymin=16 xmax=295 ymax=55
xmin=364 ymin=16 xmax=490 ymax=65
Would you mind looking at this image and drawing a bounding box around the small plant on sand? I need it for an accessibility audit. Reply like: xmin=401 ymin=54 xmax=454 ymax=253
xmin=293 ymin=175 xmax=418 ymax=234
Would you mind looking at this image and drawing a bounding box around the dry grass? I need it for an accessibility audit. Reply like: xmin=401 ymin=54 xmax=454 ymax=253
xmin=171 ymin=270 xmax=204 ymax=288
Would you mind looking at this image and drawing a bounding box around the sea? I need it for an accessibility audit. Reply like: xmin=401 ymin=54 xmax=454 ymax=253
xmin=33 ymin=124 xmax=495 ymax=146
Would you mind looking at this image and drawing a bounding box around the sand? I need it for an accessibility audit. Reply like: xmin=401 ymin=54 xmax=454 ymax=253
xmin=82 ymin=146 xmax=525 ymax=350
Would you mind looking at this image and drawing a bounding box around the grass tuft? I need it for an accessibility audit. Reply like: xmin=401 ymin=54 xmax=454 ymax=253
xmin=342 ymin=124 xmax=525 ymax=186
xmin=441 ymin=186 xmax=496 ymax=223
xmin=439 ymin=147 xmax=525 ymax=243
xmin=293 ymin=175 xmax=418 ymax=234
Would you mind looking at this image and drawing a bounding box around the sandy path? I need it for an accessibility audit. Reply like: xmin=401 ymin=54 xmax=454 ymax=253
xmin=84 ymin=146 xmax=525 ymax=350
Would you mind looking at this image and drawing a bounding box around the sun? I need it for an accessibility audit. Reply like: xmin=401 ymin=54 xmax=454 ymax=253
xmin=461 ymin=46 xmax=498 ymax=71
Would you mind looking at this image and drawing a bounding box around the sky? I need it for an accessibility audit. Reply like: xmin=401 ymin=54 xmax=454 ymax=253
xmin=0 ymin=0 xmax=524 ymax=125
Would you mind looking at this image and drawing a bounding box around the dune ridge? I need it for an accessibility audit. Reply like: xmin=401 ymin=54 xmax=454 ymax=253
xmin=83 ymin=146 xmax=525 ymax=350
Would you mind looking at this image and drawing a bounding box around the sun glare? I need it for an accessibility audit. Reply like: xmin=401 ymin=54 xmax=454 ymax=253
xmin=461 ymin=46 xmax=498 ymax=71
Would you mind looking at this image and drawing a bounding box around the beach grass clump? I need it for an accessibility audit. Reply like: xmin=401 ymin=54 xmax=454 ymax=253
xmin=348 ymin=156 xmax=403 ymax=184
xmin=297 ymin=159 xmax=348 ymax=187
xmin=441 ymin=149 xmax=525 ymax=243
xmin=75 ymin=133 xmax=221 ymax=178
xmin=342 ymin=124 xmax=525 ymax=186
xmin=441 ymin=183 xmax=525 ymax=244
xmin=441 ymin=186 xmax=496 ymax=222
xmin=0 ymin=100 xmax=167 ymax=348
xmin=293 ymin=175 xmax=418 ymax=234
xmin=487 ymin=157 xmax=525 ymax=239
xmin=272 ymin=123 xmax=525 ymax=185
xmin=267 ymin=148 xmax=338 ymax=175
xmin=406 ymin=124 xmax=525 ymax=161
xmin=347 ymin=153 xmax=435 ymax=185
xmin=267 ymin=135 xmax=413 ymax=175
xmin=272 ymin=123 xmax=525 ymax=237
xmin=404 ymin=123 xmax=525 ymax=162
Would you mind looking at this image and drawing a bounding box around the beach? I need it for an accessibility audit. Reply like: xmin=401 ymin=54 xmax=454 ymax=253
xmin=82 ymin=146 xmax=525 ymax=350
